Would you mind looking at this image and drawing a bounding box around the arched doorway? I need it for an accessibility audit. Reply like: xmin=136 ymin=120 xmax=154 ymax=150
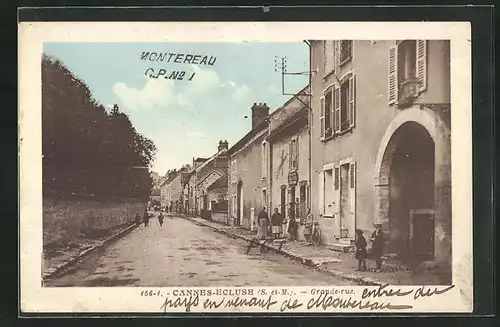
xmin=374 ymin=106 xmax=451 ymax=265
xmin=386 ymin=122 xmax=435 ymax=260
xmin=236 ymin=181 xmax=243 ymax=226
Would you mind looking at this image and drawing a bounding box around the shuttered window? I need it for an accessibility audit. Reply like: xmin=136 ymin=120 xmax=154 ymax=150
xmin=333 ymin=86 xmax=341 ymax=134
xmin=416 ymin=40 xmax=428 ymax=92
xmin=348 ymin=74 xmax=356 ymax=129
xmin=320 ymin=96 xmax=325 ymax=140
xmin=388 ymin=44 xmax=399 ymax=105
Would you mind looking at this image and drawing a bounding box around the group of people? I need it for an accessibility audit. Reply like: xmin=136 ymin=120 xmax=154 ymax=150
xmin=354 ymin=223 xmax=385 ymax=272
xmin=256 ymin=205 xmax=311 ymax=241
xmin=135 ymin=210 xmax=165 ymax=227
xmin=257 ymin=206 xmax=386 ymax=273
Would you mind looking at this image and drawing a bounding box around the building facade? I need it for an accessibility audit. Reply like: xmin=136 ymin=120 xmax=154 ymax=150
xmin=309 ymin=39 xmax=451 ymax=265
xmin=265 ymin=88 xmax=310 ymax=240
xmin=228 ymin=103 xmax=270 ymax=230
xmin=194 ymin=141 xmax=229 ymax=220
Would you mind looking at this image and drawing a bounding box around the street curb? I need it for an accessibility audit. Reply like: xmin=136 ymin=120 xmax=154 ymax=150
xmin=182 ymin=216 xmax=384 ymax=286
xmin=42 ymin=222 xmax=138 ymax=281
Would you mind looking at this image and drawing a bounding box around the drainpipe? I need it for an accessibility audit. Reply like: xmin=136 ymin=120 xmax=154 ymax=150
xmin=303 ymin=40 xmax=313 ymax=224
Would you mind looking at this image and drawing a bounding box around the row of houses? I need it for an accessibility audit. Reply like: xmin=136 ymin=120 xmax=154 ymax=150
xmin=159 ymin=39 xmax=452 ymax=266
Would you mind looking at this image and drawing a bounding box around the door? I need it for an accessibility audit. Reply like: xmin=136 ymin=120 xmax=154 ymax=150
xmin=339 ymin=164 xmax=350 ymax=238
xmin=410 ymin=209 xmax=435 ymax=260
xmin=280 ymin=186 xmax=286 ymax=216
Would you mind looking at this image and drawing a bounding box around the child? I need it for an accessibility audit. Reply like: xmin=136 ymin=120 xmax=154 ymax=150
xmin=158 ymin=212 xmax=164 ymax=227
xmin=370 ymin=223 xmax=385 ymax=272
xmin=355 ymin=229 xmax=367 ymax=272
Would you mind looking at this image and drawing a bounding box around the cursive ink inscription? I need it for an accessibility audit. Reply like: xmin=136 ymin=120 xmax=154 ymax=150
xmin=203 ymin=297 xmax=225 ymax=309
xmin=307 ymin=292 xmax=412 ymax=311
xmin=160 ymin=295 xmax=199 ymax=313
xmin=414 ymin=285 xmax=455 ymax=300
xmin=224 ymin=295 xmax=277 ymax=310
xmin=280 ymin=297 xmax=303 ymax=312
xmin=361 ymin=284 xmax=413 ymax=300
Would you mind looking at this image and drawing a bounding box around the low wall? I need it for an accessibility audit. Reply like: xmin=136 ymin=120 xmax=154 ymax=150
xmin=43 ymin=196 xmax=147 ymax=250
xmin=211 ymin=211 xmax=229 ymax=225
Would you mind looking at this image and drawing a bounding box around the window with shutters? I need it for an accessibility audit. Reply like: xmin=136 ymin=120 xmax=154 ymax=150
xmin=324 ymin=88 xmax=333 ymax=137
xmin=389 ymin=40 xmax=427 ymax=106
xmin=339 ymin=40 xmax=353 ymax=65
xmin=323 ymin=169 xmax=334 ymax=217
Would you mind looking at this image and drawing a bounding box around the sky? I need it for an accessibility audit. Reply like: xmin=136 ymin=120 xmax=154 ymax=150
xmin=44 ymin=42 xmax=309 ymax=176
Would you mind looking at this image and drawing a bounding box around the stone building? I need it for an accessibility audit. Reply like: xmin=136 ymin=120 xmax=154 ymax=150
xmin=193 ymin=141 xmax=229 ymax=221
xmin=228 ymin=103 xmax=270 ymax=230
xmin=309 ymin=39 xmax=451 ymax=266
xmin=264 ymin=86 xmax=310 ymax=240
xmin=160 ymin=167 xmax=190 ymax=212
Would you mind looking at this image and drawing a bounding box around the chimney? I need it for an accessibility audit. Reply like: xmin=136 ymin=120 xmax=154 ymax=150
xmin=218 ymin=140 xmax=229 ymax=152
xmin=251 ymin=102 xmax=270 ymax=129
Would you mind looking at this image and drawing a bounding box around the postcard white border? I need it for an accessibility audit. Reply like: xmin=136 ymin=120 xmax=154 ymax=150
xmin=19 ymin=21 xmax=472 ymax=313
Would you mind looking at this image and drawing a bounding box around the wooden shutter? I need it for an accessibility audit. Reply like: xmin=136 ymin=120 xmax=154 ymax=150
xmin=295 ymin=137 xmax=299 ymax=169
xmin=416 ymin=40 xmax=428 ymax=92
xmin=349 ymin=162 xmax=356 ymax=238
xmin=288 ymin=140 xmax=293 ymax=170
xmin=333 ymin=86 xmax=341 ymax=134
xmin=348 ymin=74 xmax=356 ymax=129
xmin=318 ymin=171 xmax=324 ymax=215
xmin=320 ymin=96 xmax=325 ymax=140
xmin=388 ymin=44 xmax=399 ymax=105
xmin=333 ymin=166 xmax=340 ymax=219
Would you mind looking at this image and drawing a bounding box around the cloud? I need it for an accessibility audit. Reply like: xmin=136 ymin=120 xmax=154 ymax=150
xmin=228 ymin=81 xmax=236 ymax=88
xmin=231 ymin=84 xmax=254 ymax=103
xmin=113 ymin=78 xmax=177 ymax=111
xmin=185 ymin=64 xmax=221 ymax=95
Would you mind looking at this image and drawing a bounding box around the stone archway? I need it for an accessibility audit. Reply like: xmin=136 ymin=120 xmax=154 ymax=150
xmin=373 ymin=106 xmax=451 ymax=264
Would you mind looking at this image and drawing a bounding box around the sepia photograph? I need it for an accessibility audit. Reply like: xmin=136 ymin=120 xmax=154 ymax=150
xmin=19 ymin=21 xmax=472 ymax=313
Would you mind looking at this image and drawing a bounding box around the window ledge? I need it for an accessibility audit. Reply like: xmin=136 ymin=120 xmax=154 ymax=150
xmin=321 ymin=127 xmax=355 ymax=143
xmin=322 ymin=214 xmax=334 ymax=218
xmin=339 ymin=57 xmax=352 ymax=67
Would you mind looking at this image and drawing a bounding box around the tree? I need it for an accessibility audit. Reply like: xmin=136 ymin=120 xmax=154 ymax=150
xmin=42 ymin=54 xmax=156 ymax=199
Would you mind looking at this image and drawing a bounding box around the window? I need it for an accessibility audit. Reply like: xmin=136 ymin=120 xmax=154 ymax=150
xmin=324 ymin=88 xmax=333 ymax=137
xmin=320 ymin=74 xmax=356 ymax=140
xmin=261 ymin=142 xmax=268 ymax=178
xmin=339 ymin=40 xmax=353 ymax=65
xmin=388 ymin=40 xmax=427 ymax=105
xmin=323 ymin=169 xmax=334 ymax=216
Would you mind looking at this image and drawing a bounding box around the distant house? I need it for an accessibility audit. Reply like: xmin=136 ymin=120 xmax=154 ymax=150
xmin=227 ymin=103 xmax=270 ymax=230
xmin=160 ymin=168 xmax=189 ymax=212
xmin=193 ymin=141 xmax=229 ymax=222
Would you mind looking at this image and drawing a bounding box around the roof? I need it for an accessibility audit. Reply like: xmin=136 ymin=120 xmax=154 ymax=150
xmin=207 ymin=175 xmax=228 ymax=191
xmin=160 ymin=170 xmax=180 ymax=187
xmin=227 ymin=85 xmax=309 ymax=156
xmin=266 ymin=106 xmax=308 ymax=142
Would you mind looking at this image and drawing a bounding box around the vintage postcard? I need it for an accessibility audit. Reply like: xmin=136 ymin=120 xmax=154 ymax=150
xmin=19 ymin=21 xmax=472 ymax=313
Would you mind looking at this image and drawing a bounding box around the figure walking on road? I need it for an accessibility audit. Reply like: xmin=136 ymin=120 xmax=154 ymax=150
xmin=371 ymin=223 xmax=385 ymax=272
xmin=143 ymin=211 xmax=150 ymax=227
xmin=270 ymin=208 xmax=283 ymax=238
xmin=158 ymin=212 xmax=164 ymax=227
xmin=257 ymin=206 xmax=270 ymax=240
xmin=134 ymin=212 xmax=142 ymax=227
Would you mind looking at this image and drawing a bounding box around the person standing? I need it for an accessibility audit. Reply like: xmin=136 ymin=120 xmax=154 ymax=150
xmin=134 ymin=212 xmax=142 ymax=227
xmin=303 ymin=208 xmax=313 ymax=244
xmin=143 ymin=210 xmax=150 ymax=227
xmin=158 ymin=212 xmax=164 ymax=227
xmin=270 ymin=208 xmax=284 ymax=238
xmin=287 ymin=202 xmax=297 ymax=241
xmin=257 ymin=206 xmax=270 ymax=239
xmin=355 ymin=229 xmax=368 ymax=271
xmin=371 ymin=223 xmax=385 ymax=272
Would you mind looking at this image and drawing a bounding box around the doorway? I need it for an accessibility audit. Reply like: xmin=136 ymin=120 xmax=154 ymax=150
xmin=410 ymin=209 xmax=435 ymax=260
xmin=388 ymin=122 xmax=435 ymax=259
xmin=280 ymin=185 xmax=286 ymax=216
xmin=339 ymin=164 xmax=350 ymax=238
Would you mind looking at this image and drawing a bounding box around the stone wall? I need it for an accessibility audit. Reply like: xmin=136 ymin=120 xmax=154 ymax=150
xmin=43 ymin=196 xmax=146 ymax=250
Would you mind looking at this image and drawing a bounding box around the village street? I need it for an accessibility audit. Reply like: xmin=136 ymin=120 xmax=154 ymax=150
xmin=44 ymin=213 xmax=350 ymax=287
